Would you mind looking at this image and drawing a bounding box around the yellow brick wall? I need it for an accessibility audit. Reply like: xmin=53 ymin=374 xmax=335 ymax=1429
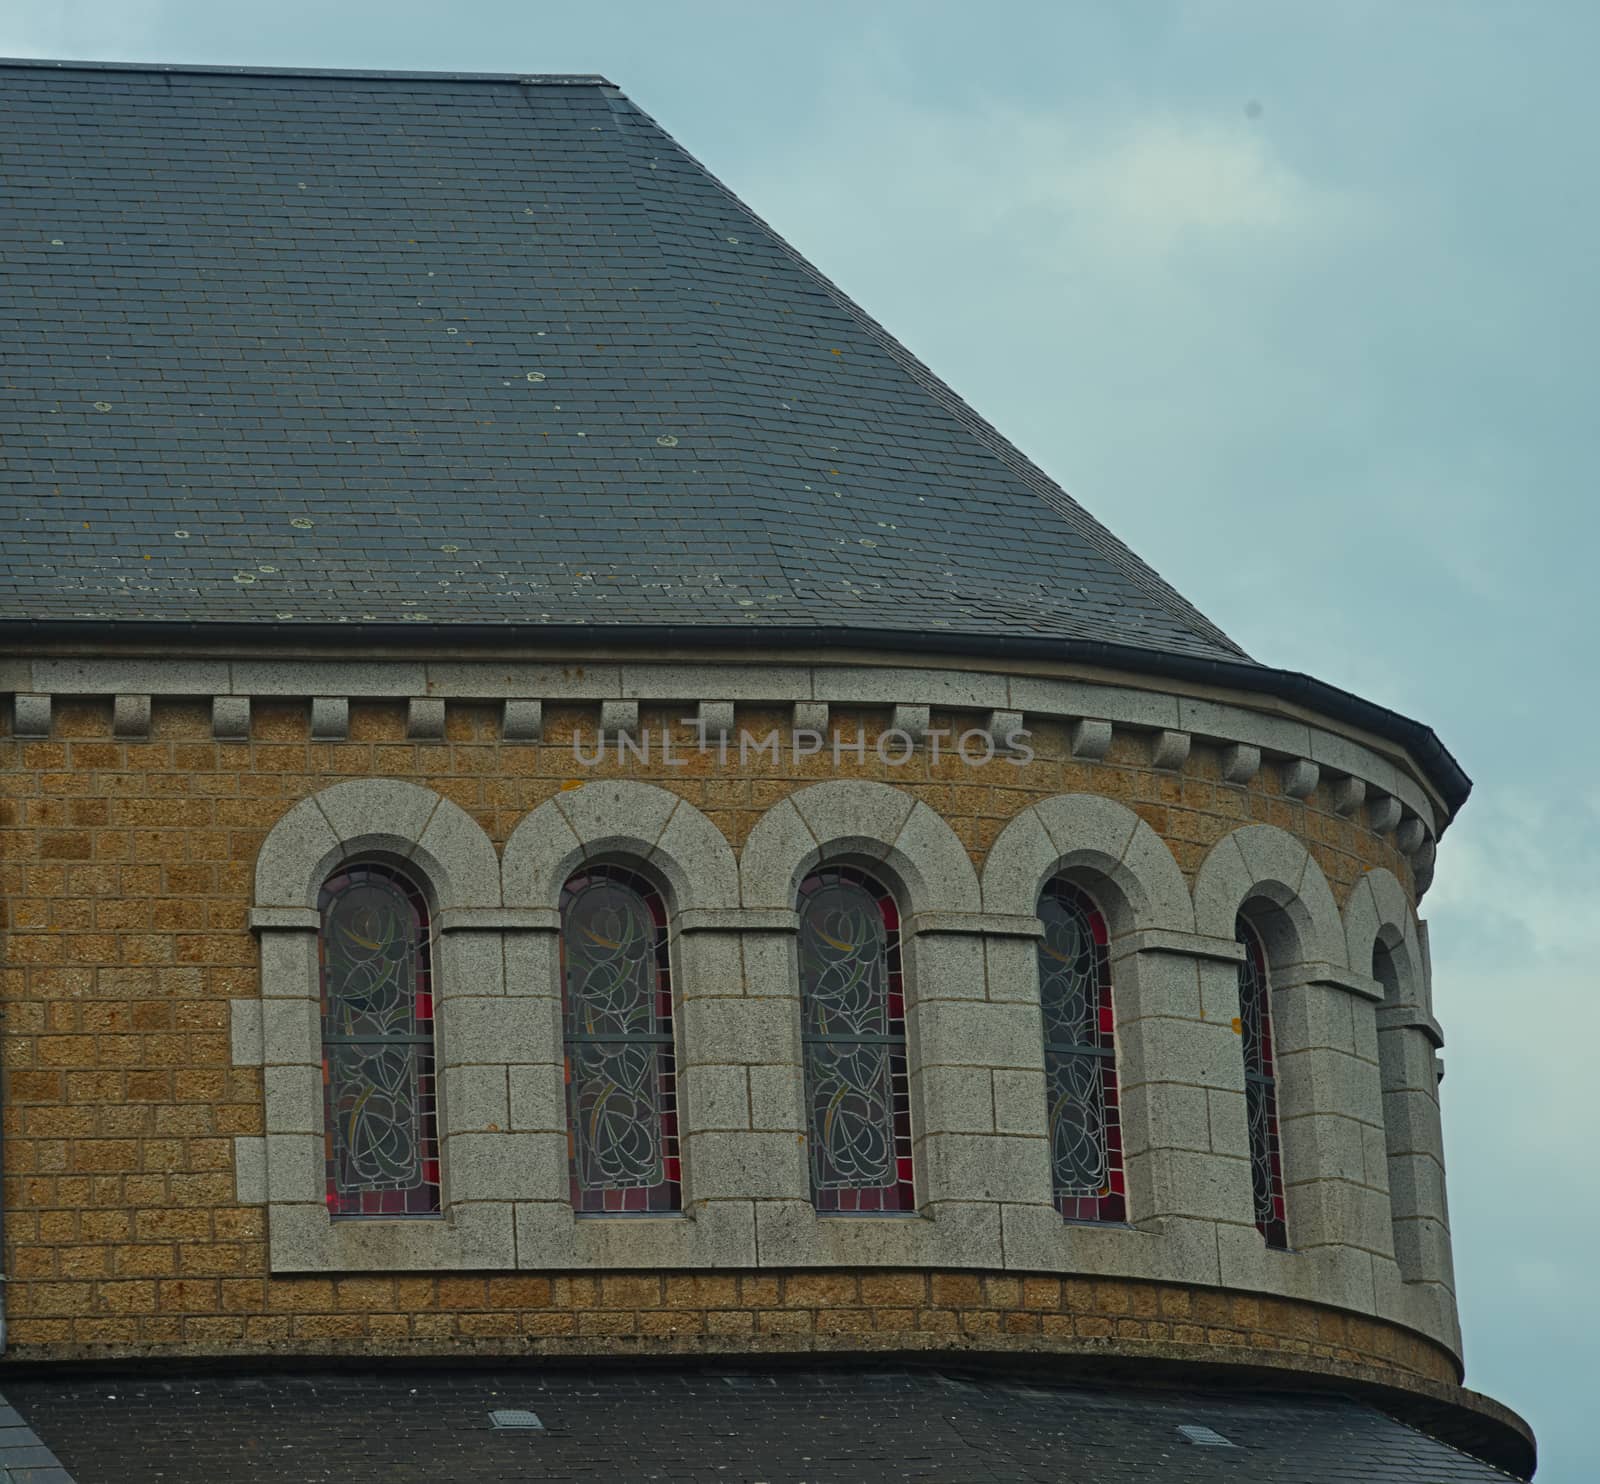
xmin=0 ymin=696 xmax=1423 ymax=1365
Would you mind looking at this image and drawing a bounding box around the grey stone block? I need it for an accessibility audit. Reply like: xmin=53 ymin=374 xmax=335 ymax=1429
xmin=675 ymin=932 xmax=746 ymax=1007
xmin=620 ymin=663 xmax=809 ymax=701
xmin=792 ymin=700 xmax=829 ymax=734
xmin=234 ymin=1135 xmax=267 ymax=1204
xmin=436 ymin=929 xmax=507 ymax=1000
xmin=112 ymin=692 xmax=151 ymax=737
xmin=502 ymin=698 xmax=543 ymax=740
xmin=230 ymin=998 xmax=263 ymax=1066
xmin=428 ymin=661 xmax=619 ymax=699
xmin=1069 ymin=718 xmax=1112 ymax=759
xmin=261 ymin=997 xmax=320 ymax=1066
xmin=1134 ymin=1145 xmax=1254 ymax=1224
xmin=212 ymin=694 xmax=251 ymax=739
xmin=684 ymin=1129 xmax=809 ymax=1200
xmin=600 ymin=698 xmax=638 ymax=738
xmin=236 ymin=659 xmax=426 ymax=697
xmin=697 ymin=699 xmax=735 ymax=739
xmin=407 ymin=695 xmax=446 ymax=739
xmin=1330 ymin=775 xmax=1366 ymax=816
xmin=791 ymin=777 xmax=913 ymax=855
xmin=674 ymin=907 xmax=797 ymax=934
xmin=1219 ymin=742 xmax=1261 ymax=784
xmin=984 ymin=708 xmax=1025 ymax=745
xmin=890 ymin=799 xmax=983 ymax=912
xmin=445 ymin=1130 xmax=564 ymax=1201
xmin=1176 ymin=698 xmax=1312 ymax=759
xmin=906 ymin=932 xmax=987 ymax=1003
xmin=907 ymin=910 xmax=1041 ymax=938
xmin=257 ymin=924 xmax=320 ymax=997
xmin=890 ymin=703 xmax=930 ymax=743
xmin=1119 ymin=1080 xmax=1211 ymax=1159
xmin=1149 ymin=729 xmax=1191 ymax=771
xmin=914 ymin=997 xmax=1041 ymax=1070
xmin=414 ymin=795 xmax=503 ymax=908
xmin=1110 ymin=928 xmax=1243 ymax=965
xmin=1396 ymin=816 xmax=1427 ymax=854
xmin=651 ymin=800 xmax=742 ymax=911
xmin=682 ymin=1064 xmax=751 ymax=1131
xmin=914 ymin=1064 xmax=997 ymax=1136
xmin=507 ymin=1065 xmax=567 ymax=1133
xmin=441 ymin=996 xmax=558 ymax=1068
xmin=264 ymin=1064 xmax=323 ymax=1134
xmin=1117 ymin=1016 xmax=1246 ymax=1095
xmin=1366 ymin=793 xmax=1402 ymax=834
xmin=1281 ymin=759 xmax=1320 ymax=798
xmin=270 ymin=1198 xmax=515 ymax=1273
xmin=310 ymin=695 xmax=349 ymax=740
xmin=248 ymin=901 xmax=320 ymax=927
xmin=815 ymin=665 xmax=1006 ymax=709
xmin=442 ymin=1063 xmax=510 ymax=1132
xmin=33 ymin=657 xmax=229 ymax=695
xmin=991 ymin=1069 xmax=1048 ymax=1138
xmin=681 ymin=996 xmax=800 ymax=1067
xmin=318 ymin=776 xmax=437 ymax=851
xmin=976 ymin=806 xmax=1056 ymax=916
xmin=266 ymin=1131 xmax=323 ymax=1203
xmin=13 ymin=693 xmax=50 ymax=737
xmin=1111 ymin=949 xmax=1204 ymax=1023
xmin=747 ymin=1063 xmax=806 ymax=1132
xmin=922 ymin=1131 xmax=1051 ymax=1205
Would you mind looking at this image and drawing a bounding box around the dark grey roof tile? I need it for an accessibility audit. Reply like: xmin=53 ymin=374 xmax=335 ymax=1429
xmin=0 ymin=60 xmax=1246 ymax=661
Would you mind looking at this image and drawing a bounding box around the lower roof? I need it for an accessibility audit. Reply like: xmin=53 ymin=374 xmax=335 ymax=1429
xmin=0 ymin=1364 xmax=1532 ymax=1483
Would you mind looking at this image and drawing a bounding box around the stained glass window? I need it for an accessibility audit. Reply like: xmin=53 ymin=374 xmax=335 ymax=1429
xmin=798 ymin=867 xmax=914 ymax=1213
xmin=560 ymin=865 xmax=681 ymax=1214
xmin=1037 ymin=880 xmax=1125 ymax=1223
xmin=318 ymin=862 xmax=441 ymax=1218
xmin=1236 ymin=915 xmax=1288 ymax=1248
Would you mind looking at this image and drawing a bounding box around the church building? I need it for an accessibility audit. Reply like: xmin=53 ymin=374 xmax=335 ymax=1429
xmin=0 ymin=58 xmax=1533 ymax=1478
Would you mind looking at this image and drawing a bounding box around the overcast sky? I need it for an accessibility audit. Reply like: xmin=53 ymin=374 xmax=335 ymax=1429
xmin=5 ymin=3 xmax=1594 ymax=1477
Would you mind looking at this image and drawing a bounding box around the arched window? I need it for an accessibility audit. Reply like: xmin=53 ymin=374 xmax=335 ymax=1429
xmin=319 ymin=862 xmax=441 ymax=1218
xmin=798 ymin=866 xmax=914 ymax=1213
xmin=1036 ymin=880 xmax=1124 ymax=1222
xmin=1236 ymin=914 xmax=1288 ymax=1248
xmin=560 ymin=865 xmax=681 ymax=1213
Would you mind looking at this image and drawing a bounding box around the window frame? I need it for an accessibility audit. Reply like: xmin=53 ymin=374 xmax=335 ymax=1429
xmin=796 ymin=864 xmax=916 ymax=1215
xmin=1036 ymin=878 xmax=1126 ymax=1224
xmin=559 ymin=862 xmax=683 ymax=1216
xmin=1236 ymin=913 xmax=1289 ymax=1249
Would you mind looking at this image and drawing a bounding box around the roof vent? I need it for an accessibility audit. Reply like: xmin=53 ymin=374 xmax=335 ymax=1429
xmin=489 ymin=1409 xmax=545 ymax=1430
xmin=1176 ymin=1424 xmax=1235 ymax=1447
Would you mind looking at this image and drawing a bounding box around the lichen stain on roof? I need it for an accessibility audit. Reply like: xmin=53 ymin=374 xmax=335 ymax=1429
xmin=0 ymin=57 xmax=1246 ymax=663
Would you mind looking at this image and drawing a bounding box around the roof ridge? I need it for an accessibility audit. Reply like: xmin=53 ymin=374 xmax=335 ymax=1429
xmin=0 ymin=56 xmax=612 ymax=85
xmin=606 ymin=93 xmax=1251 ymax=663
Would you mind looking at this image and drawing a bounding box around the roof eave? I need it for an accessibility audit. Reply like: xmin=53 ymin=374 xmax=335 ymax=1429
xmin=0 ymin=618 xmax=1470 ymax=825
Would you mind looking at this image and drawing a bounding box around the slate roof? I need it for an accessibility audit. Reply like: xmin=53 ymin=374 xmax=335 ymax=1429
xmin=0 ymin=59 xmax=1472 ymax=816
xmin=0 ymin=59 xmax=1243 ymax=659
xmin=0 ymin=1365 xmax=1532 ymax=1483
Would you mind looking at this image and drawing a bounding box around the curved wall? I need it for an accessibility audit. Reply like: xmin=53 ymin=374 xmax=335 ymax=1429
xmin=1 ymin=657 xmax=1457 ymax=1397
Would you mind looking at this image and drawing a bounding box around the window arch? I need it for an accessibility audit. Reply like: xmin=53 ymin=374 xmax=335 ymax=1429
xmin=560 ymin=864 xmax=681 ymax=1214
xmin=1236 ymin=914 xmax=1288 ymax=1248
xmin=797 ymin=866 xmax=914 ymax=1213
xmin=1036 ymin=879 xmax=1124 ymax=1223
xmin=318 ymin=861 xmax=442 ymax=1218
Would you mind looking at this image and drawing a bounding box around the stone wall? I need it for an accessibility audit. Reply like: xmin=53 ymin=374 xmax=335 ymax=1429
xmin=0 ymin=688 xmax=1451 ymax=1372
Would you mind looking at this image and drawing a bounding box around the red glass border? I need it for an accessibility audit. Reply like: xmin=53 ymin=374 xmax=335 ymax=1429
xmin=1038 ymin=880 xmax=1125 ymax=1224
xmin=318 ymin=862 xmax=442 ymax=1219
xmin=559 ymin=865 xmax=682 ymax=1214
xmin=798 ymin=866 xmax=916 ymax=1214
xmin=1236 ymin=915 xmax=1288 ymax=1248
